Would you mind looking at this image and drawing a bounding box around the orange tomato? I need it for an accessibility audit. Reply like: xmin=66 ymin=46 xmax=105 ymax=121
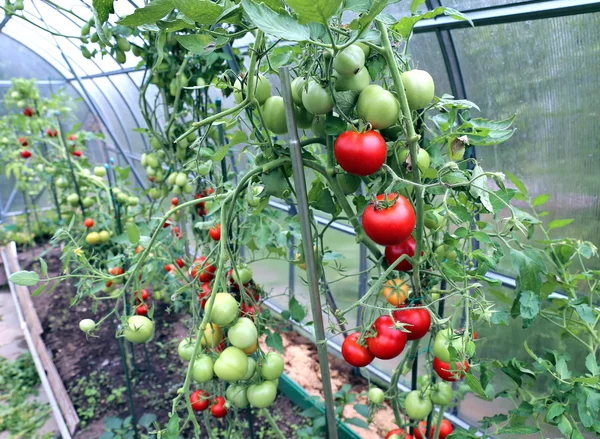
xmin=242 ymin=339 xmax=258 ymax=355
xmin=382 ymin=278 xmax=409 ymax=306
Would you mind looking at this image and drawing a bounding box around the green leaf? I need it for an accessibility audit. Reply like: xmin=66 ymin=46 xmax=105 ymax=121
xmin=510 ymin=248 xmax=546 ymax=293
xmin=472 ymin=231 xmax=491 ymax=244
xmin=356 ymin=0 xmax=389 ymax=36
xmin=289 ymin=296 xmax=305 ymax=322
xmin=557 ymin=415 xmax=572 ymax=437
xmin=573 ymin=303 xmax=595 ymax=324
xmin=175 ymin=34 xmax=229 ymax=55
xmin=519 ymin=290 xmax=540 ymax=320
xmin=138 ymin=413 xmax=157 ymax=429
xmin=585 ymin=353 xmax=600 ymax=375
xmin=497 ymin=426 xmax=540 ymax=435
xmin=9 ymin=270 xmax=40 ymax=286
xmin=548 ymin=218 xmax=574 ymax=231
xmin=532 ymin=194 xmax=549 ymax=207
xmin=505 ymin=171 xmax=528 ymax=197
xmin=265 ymin=331 xmax=284 ymax=353
xmin=39 ymin=257 xmax=48 ymax=277
xmin=353 ymin=403 xmax=370 ymax=417
xmin=174 ymin=0 xmax=224 ymax=24
xmin=469 ymin=165 xmax=493 ymax=213
xmin=410 ymin=0 xmax=426 ymax=13
xmin=126 ymin=222 xmax=140 ymax=245
xmin=391 ymin=7 xmax=472 ymax=39
xmin=165 ymin=414 xmax=179 ymax=439
xmin=555 ymin=356 xmax=571 ymax=380
xmin=308 ymin=180 xmax=338 ymax=215
xmin=212 ymin=133 xmax=248 ymax=163
xmin=334 ymin=90 xmax=360 ymax=117
xmin=286 ymin=0 xmax=342 ymax=24
xmin=118 ymin=0 xmax=174 ymax=26
xmin=241 ymin=0 xmax=311 ymax=41
xmin=447 ymin=204 xmax=472 ymax=224
xmin=546 ymin=403 xmax=566 ymax=421
xmin=93 ymin=0 xmax=114 ymax=24
xmin=104 ymin=416 xmax=123 ymax=430
xmin=32 ymin=284 xmax=46 ymax=297
xmin=344 ymin=417 xmax=370 ymax=429
xmin=464 ymin=373 xmax=488 ymax=399
xmin=324 ymin=115 xmax=347 ymax=136
xmin=344 ymin=0 xmax=371 ymax=13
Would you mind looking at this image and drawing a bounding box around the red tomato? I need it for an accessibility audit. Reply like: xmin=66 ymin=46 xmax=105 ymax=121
xmin=392 ymin=306 xmax=431 ymax=340
xmin=171 ymin=197 xmax=178 ymax=206
xmin=241 ymin=302 xmax=258 ymax=319
xmin=109 ymin=267 xmax=124 ymax=276
xmin=135 ymin=245 xmax=143 ymax=254
xmin=198 ymin=283 xmax=211 ymax=309
xmin=473 ymin=331 xmax=478 ymax=340
xmin=414 ymin=420 xmax=453 ymax=439
xmin=190 ymin=390 xmax=210 ymax=412
xmin=163 ymin=220 xmax=172 ymax=229
xmin=164 ymin=264 xmax=174 ymax=272
xmin=209 ymin=224 xmax=221 ymax=241
xmin=135 ymin=289 xmax=149 ymax=303
xmin=341 ymin=332 xmax=374 ymax=367
xmin=366 ymin=315 xmax=407 ymax=360
xmin=68 ymin=134 xmax=77 ymax=141
xmin=23 ymin=107 xmax=34 ymax=117
xmin=135 ymin=303 xmax=148 ymax=316
xmin=191 ymin=256 xmax=216 ymax=282
xmin=148 ymin=176 xmax=156 ymax=182
xmin=211 ymin=396 xmax=227 ymax=418
xmin=20 ymin=150 xmax=31 ymax=159
xmin=385 ymin=237 xmax=423 ymax=272
xmin=106 ymin=280 xmax=113 ymax=288
xmin=386 ymin=429 xmax=413 ymax=439
xmin=433 ymin=356 xmax=469 ymax=382
xmin=84 ymin=218 xmax=94 ymax=228
xmin=72 ymin=150 xmax=82 ymax=157
xmin=203 ymin=187 xmax=214 ymax=196
xmin=362 ymin=193 xmax=415 ymax=246
xmin=18 ymin=137 xmax=28 ymax=147
xmin=334 ymin=130 xmax=387 ymax=176
xmin=176 ymin=258 xmax=185 ymax=268
xmin=46 ymin=128 xmax=58 ymax=137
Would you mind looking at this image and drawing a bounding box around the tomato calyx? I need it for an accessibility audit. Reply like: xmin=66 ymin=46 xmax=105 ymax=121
xmin=370 ymin=192 xmax=401 ymax=211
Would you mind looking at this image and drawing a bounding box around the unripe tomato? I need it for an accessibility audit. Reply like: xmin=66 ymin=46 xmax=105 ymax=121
xmin=291 ymin=77 xmax=306 ymax=106
xmin=243 ymin=357 xmax=257 ymax=381
xmin=433 ymin=328 xmax=465 ymax=362
xmin=357 ymin=85 xmax=399 ymax=129
xmin=247 ymin=380 xmax=278 ymax=409
xmin=302 ymin=81 xmax=333 ymax=115
xmin=429 ymin=381 xmax=453 ymax=405
xmin=209 ymin=224 xmax=221 ymax=241
xmin=385 ymin=236 xmax=419 ymax=272
xmin=234 ymin=73 xmax=271 ymax=105
xmin=178 ymin=338 xmax=197 ymax=361
xmin=334 ymin=130 xmax=387 ymax=176
xmin=67 ymin=194 xmax=80 ymax=206
xmin=214 ymin=347 xmax=248 ymax=382
xmin=368 ymin=387 xmax=385 ymax=404
xmin=232 ymin=266 xmax=253 ymax=286
xmin=362 ymin=193 xmax=416 ymax=246
xmin=79 ymin=319 xmax=95 ymax=333
xmin=405 ymin=390 xmax=433 ymax=419
xmin=260 ymin=352 xmax=284 ymax=380
xmin=226 ymin=385 xmax=249 ymax=408
xmin=85 ymin=232 xmax=100 ymax=245
xmin=123 ymin=315 xmax=154 ymax=344
xmin=294 ymin=105 xmax=314 ymax=129
xmin=228 ymin=317 xmax=258 ymax=349
xmin=366 ymin=315 xmax=407 ymax=360
xmin=200 ymin=323 xmax=223 ymax=348
xmin=381 ymin=278 xmax=409 ymax=306
xmin=190 ymin=389 xmax=210 ymax=412
xmin=433 ymin=356 xmax=469 ymax=382
xmin=262 ymin=96 xmax=288 ymax=135
xmin=93 ymin=166 xmax=106 ymax=177
xmin=333 ymin=67 xmax=370 ymax=92
xmin=399 ymin=148 xmax=431 ymax=174
xmin=83 ymin=218 xmax=94 ymax=228
xmin=332 ymin=44 xmax=365 ymax=76
xmin=341 ymin=332 xmax=374 ymax=367
xmin=424 ymin=208 xmax=447 ymax=231
xmin=401 ymin=69 xmax=435 ymax=111
xmin=210 ymin=293 xmax=238 ymax=326
xmin=392 ymin=306 xmax=431 ymax=340
xmin=192 ymin=355 xmax=214 ymax=383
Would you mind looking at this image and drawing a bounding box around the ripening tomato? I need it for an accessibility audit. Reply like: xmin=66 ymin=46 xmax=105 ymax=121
xmin=392 ymin=306 xmax=431 ymax=340
xmin=18 ymin=136 xmax=28 ymax=147
xmin=414 ymin=420 xmax=453 ymax=439
xmin=83 ymin=218 xmax=94 ymax=228
xmin=135 ymin=289 xmax=149 ymax=303
xmin=211 ymin=396 xmax=228 ymax=418
xmin=334 ymin=130 xmax=387 ymax=176
xmin=200 ymin=323 xmax=223 ymax=348
xmin=123 ymin=315 xmax=154 ymax=344
xmin=433 ymin=356 xmax=469 ymax=382
xmin=401 ymin=70 xmax=435 ymax=111
xmin=362 ymin=193 xmax=416 ymax=246
xmin=386 ymin=429 xmax=413 ymax=439
xmin=382 ymin=278 xmax=409 ymax=306
xmin=209 ymin=224 xmax=221 ymax=241
xmin=357 ymin=84 xmax=400 ymax=129
xmin=366 ymin=315 xmax=407 ymax=360
xmin=191 ymin=256 xmax=216 ymax=282
xmin=198 ymin=282 xmax=211 ymax=309
xmin=385 ymin=236 xmax=420 ymax=272
xmin=342 ymin=332 xmax=374 ymax=367
xmin=135 ymin=303 xmax=148 ymax=316
xmin=190 ymin=389 xmax=210 ymax=412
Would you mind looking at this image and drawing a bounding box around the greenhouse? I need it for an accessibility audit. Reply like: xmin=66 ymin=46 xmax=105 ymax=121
xmin=0 ymin=0 xmax=598 ymax=438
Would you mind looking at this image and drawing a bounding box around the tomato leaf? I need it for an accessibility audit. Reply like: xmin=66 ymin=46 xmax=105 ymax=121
xmin=464 ymin=373 xmax=489 ymax=399
xmin=353 ymin=403 xmax=370 ymax=417
xmin=126 ymin=222 xmax=140 ymax=245
xmin=334 ymin=90 xmax=360 ymax=117
xmin=344 ymin=0 xmax=371 ymax=13
xmin=345 ymin=417 xmax=370 ymax=429
xmin=241 ymin=0 xmax=311 ymax=42
xmin=118 ymin=0 xmax=174 ymax=26
xmin=39 ymin=257 xmax=48 ymax=277
xmin=548 ymin=218 xmax=574 ymax=231
xmin=288 ymin=296 xmax=305 ymax=322
xmin=469 ymin=165 xmax=494 ymax=213
xmin=265 ymin=331 xmax=284 ymax=353
xmin=174 ymin=0 xmax=224 ymax=25
xmin=391 ymin=7 xmax=472 ymax=39
xmin=497 ymin=426 xmax=540 ymax=435
xmin=410 ymin=0 xmax=426 ymax=13
xmin=8 ymin=270 xmax=40 ymax=286
xmin=175 ymin=34 xmax=229 ymax=56
xmin=519 ymin=290 xmax=540 ymax=320
xmin=31 ymin=284 xmax=46 ymax=297
xmin=504 ymin=171 xmax=528 ymax=197
xmin=585 ymin=353 xmax=600 ymax=376
xmin=286 ymin=0 xmax=342 ymax=25
xmin=164 ymin=413 xmax=180 ymax=439
xmin=532 ymin=194 xmax=550 ymax=207
xmin=92 ymin=0 xmax=114 ymax=24
xmin=573 ymin=303 xmax=595 ymax=324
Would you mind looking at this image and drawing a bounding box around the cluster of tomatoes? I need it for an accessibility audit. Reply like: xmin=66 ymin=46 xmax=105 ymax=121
xmin=18 ymin=135 xmax=31 ymax=159
xmin=83 ymin=216 xmax=113 ymax=246
xmin=385 ymin=418 xmax=453 ymax=439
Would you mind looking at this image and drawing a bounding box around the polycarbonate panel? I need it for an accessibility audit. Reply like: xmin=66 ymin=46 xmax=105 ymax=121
xmin=409 ymin=33 xmax=452 ymax=98
xmin=452 ymin=14 xmax=600 ymax=259
xmin=0 ymin=35 xmax=64 ymax=80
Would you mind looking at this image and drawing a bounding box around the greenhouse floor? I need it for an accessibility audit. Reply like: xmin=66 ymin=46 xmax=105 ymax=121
xmin=0 ymin=289 xmax=59 ymax=438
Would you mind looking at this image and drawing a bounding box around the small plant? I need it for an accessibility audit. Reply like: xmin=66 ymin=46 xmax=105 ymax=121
xmin=99 ymin=413 xmax=157 ymax=439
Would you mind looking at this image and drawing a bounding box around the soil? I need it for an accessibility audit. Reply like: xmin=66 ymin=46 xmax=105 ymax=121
xmin=5 ymin=244 xmax=399 ymax=439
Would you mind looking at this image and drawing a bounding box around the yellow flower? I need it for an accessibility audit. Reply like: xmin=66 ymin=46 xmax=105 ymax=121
xmin=73 ymin=247 xmax=83 ymax=257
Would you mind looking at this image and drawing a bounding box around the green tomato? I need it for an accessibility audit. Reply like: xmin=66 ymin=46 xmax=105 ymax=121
xmin=429 ymin=382 xmax=453 ymax=405
xmin=234 ymin=74 xmax=271 ymax=105
xmin=210 ymin=293 xmax=239 ymax=326
xmin=332 ymin=44 xmax=365 ymax=76
xmin=433 ymin=328 xmax=464 ymax=362
xmin=399 ymin=148 xmax=431 ymax=174
xmin=98 ymin=230 xmax=111 ymax=243
xmin=336 ymin=172 xmax=361 ymax=195
xmin=128 ymin=196 xmax=139 ymax=206
xmin=93 ymin=166 xmax=106 ymax=177
xmin=123 ymin=315 xmax=154 ymax=344
xmin=67 ymin=194 xmax=80 ymax=206
xmin=228 ymin=317 xmax=258 ymax=349
xmin=192 ymin=355 xmax=214 ymax=383
xmin=294 ymin=105 xmax=314 ymax=129
xmin=356 ymin=42 xmax=371 ymax=58
xmin=247 ymin=185 xmax=264 ymax=208
xmin=82 ymin=197 xmax=95 ymax=208
xmin=334 ymin=67 xmax=370 ymax=92
xmin=291 ymin=77 xmax=306 ymax=107
xmin=149 ymin=188 xmax=161 ymax=200
xmin=260 ymin=352 xmax=284 ymax=380
xmin=116 ymin=36 xmax=131 ymax=52
xmin=262 ymin=96 xmax=288 ymax=135
xmin=311 ymin=115 xmax=327 ymax=138
xmin=424 ymin=208 xmax=446 ymax=231
xmin=226 ymin=385 xmax=249 ymax=408
xmin=150 ymin=137 xmax=161 ymax=150
xmin=233 ymin=266 xmax=253 ymax=286
xmin=175 ymin=172 xmax=187 ymax=187
xmin=302 ymin=81 xmax=333 ymax=115
xmin=178 ymin=338 xmax=197 ymax=361
xmin=56 ymin=177 xmax=69 ymax=188
xmin=242 ymin=357 xmax=257 ymax=381
xmin=401 ymin=69 xmax=435 ymax=111
xmin=247 ymin=380 xmax=278 ymax=409
xmin=357 ymin=85 xmax=399 ymax=130
xmin=368 ymin=388 xmax=385 ymax=404
xmin=214 ymin=347 xmax=248 ymax=382
xmin=79 ymin=319 xmax=95 ymax=333
xmin=404 ymin=390 xmax=433 ymax=420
